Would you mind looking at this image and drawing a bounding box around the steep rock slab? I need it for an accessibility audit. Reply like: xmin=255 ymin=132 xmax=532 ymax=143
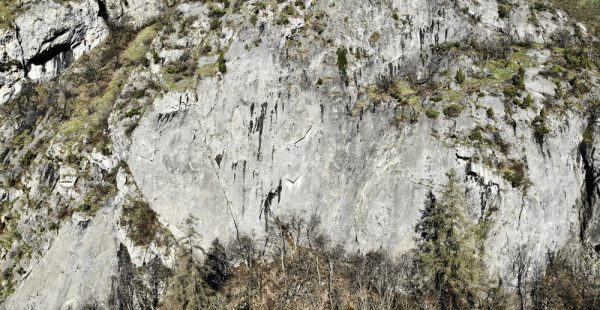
xmin=2 ymin=210 xmax=119 ymax=310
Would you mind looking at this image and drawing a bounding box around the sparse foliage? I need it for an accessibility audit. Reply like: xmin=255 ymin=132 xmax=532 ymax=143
xmin=218 ymin=51 xmax=227 ymax=74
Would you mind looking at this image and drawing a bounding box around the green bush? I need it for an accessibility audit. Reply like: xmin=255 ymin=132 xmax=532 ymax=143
xmin=455 ymin=69 xmax=466 ymax=84
xmin=532 ymin=111 xmax=551 ymax=144
xmin=430 ymin=94 xmax=443 ymax=102
xmin=503 ymin=85 xmax=520 ymax=98
xmin=512 ymin=66 xmax=526 ymax=90
xmin=468 ymin=128 xmax=483 ymax=141
xmin=425 ymin=107 xmax=440 ymax=119
xmin=78 ymin=203 xmax=92 ymax=213
xmin=249 ymin=14 xmax=258 ymax=25
xmin=218 ymin=51 xmax=227 ymax=74
xmin=540 ymin=64 xmax=566 ymax=78
xmin=336 ymin=47 xmax=348 ymax=73
xmin=391 ymin=90 xmax=402 ymax=102
xmin=284 ymin=4 xmax=295 ymax=15
xmin=124 ymin=107 xmax=142 ymax=118
xmin=533 ymin=115 xmax=550 ymax=135
xmin=564 ymin=49 xmax=591 ymax=69
xmin=210 ymin=19 xmax=221 ymax=30
xmin=517 ymin=93 xmax=533 ymax=109
xmin=132 ymin=89 xmax=145 ymax=98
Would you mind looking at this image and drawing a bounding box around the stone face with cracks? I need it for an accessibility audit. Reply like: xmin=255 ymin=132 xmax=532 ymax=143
xmin=126 ymin=0 xmax=583 ymax=272
xmin=0 ymin=0 xmax=596 ymax=307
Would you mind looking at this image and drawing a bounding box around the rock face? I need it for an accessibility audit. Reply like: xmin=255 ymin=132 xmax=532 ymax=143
xmin=102 ymin=0 xmax=165 ymax=29
xmin=126 ymin=0 xmax=581 ymax=270
xmin=2 ymin=210 xmax=120 ymax=310
xmin=0 ymin=0 xmax=599 ymax=308
xmin=0 ymin=0 xmax=164 ymax=105
xmin=0 ymin=0 xmax=109 ymax=104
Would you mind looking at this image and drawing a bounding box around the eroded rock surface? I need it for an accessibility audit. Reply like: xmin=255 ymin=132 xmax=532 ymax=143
xmin=0 ymin=0 xmax=599 ymax=308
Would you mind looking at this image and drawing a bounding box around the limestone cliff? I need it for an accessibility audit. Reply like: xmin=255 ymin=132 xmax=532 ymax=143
xmin=0 ymin=0 xmax=599 ymax=308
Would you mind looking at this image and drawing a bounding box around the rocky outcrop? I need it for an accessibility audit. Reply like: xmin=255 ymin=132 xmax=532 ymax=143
xmin=102 ymin=0 xmax=165 ymax=29
xmin=0 ymin=0 xmax=109 ymax=105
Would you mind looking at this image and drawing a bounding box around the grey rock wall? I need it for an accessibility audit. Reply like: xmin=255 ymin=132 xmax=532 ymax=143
xmin=0 ymin=0 xmax=598 ymax=308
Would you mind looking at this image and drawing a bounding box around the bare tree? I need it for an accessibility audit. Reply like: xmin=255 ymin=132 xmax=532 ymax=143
xmin=512 ymin=244 xmax=532 ymax=310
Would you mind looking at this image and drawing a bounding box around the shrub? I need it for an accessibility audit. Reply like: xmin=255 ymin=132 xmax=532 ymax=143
xmin=208 ymin=5 xmax=226 ymax=18
xmin=500 ymin=160 xmax=528 ymax=188
xmin=540 ymin=64 xmax=566 ymax=78
xmin=443 ymin=103 xmax=464 ymax=117
xmin=391 ymin=90 xmax=402 ymax=101
xmin=132 ymin=88 xmax=145 ymax=98
xmin=249 ymin=14 xmax=258 ymax=25
xmin=517 ymin=93 xmax=534 ymax=109
xmin=486 ymin=107 xmax=495 ymax=118
xmin=210 ymin=19 xmax=221 ymax=30
xmin=78 ymin=203 xmax=92 ymax=213
xmin=336 ymin=47 xmax=348 ymax=73
xmin=430 ymin=94 xmax=443 ymax=102
xmin=570 ymin=77 xmax=591 ymax=97
xmin=20 ymin=150 xmax=36 ymax=167
xmin=493 ymin=132 xmax=511 ymax=154
xmin=532 ymin=114 xmax=551 ymax=143
xmin=531 ymin=108 xmax=550 ymax=146
xmin=275 ymin=15 xmax=289 ymax=25
xmin=218 ymin=51 xmax=227 ymax=74
xmin=512 ymin=66 xmax=526 ymax=90
xmin=124 ymin=107 xmax=142 ymax=118
xmin=455 ymin=69 xmax=466 ymax=84
xmin=564 ymin=49 xmax=591 ymax=69
xmin=503 ymin=85 xmax=520 ymax=98
xmin=425 ymin=107 xmax=440 ymax=119
xmin=498 ymin=4 xmax=511 ymax=18
xmin=121 ymin=200 xmax=158 ymax=246
xmin=468 ymin=128 xmax=483 ymax=141
xmin=283 ymin=4 xmax=295 ymax=15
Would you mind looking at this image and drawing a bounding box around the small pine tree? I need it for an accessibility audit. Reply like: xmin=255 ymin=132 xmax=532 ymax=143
xmin=416 ymin=170 xmax=486 ymax=309
xmin=203 ymin=238 xmax=230 ymax=291
xmin=161 ymin=252 xmax=209 ymax=310
xmin=218 ymin=51 xmax=227 ymax=74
